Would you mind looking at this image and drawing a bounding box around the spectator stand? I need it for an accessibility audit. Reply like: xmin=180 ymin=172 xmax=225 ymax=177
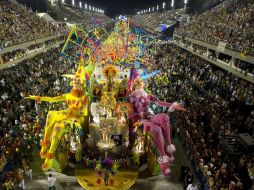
xmin=173 ymin=81 xmax=210 ymax=190
xmin=0 ymin=35 xmax=65 ymax=70
xmin=173 ymin=34 xmax=254 ymax=74
xmin=173 ymin=0 xmax=254 ymax=84
xmin=175 ymin=1 xmax=254 ymax=55
xmin=151 ymin=42 xmax=254 ymax=189
xmin=0 ymin=1 xmax=61 ymax=47
xmin=172 ymin=36 xmax=254 ymax=84
xmin=131 ymin=9 xmax=183 ymax=35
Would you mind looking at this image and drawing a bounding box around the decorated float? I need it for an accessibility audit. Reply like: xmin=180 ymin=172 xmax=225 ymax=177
xmin=26 ymin=16 xmax=185 ymax=190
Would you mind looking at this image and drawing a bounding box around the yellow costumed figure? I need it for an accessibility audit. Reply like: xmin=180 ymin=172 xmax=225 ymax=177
xmin=26 ymin=58 xmax=94 ymax=171
xmin=99 ymin=64 xmax=119 ymax=116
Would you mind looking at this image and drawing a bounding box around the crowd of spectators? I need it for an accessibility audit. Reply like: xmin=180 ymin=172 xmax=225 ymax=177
xmin=57 ymin=4 xmax=112 ymax=26
xmin=234 ymin=59 xmax=254 ymax=76
xmin=131 ymin=9 xmax=182 ymax=32
xmin=175 ymin=0 xmax=254 ymax=55
xmin=174 ymin=36 xmax=254 ymax=77
xmin=2 ymin=49 xmax=26 ymax=64
xmin=1 ymin=36 xmax=66 ymax=65
xmin=0 ymin=46 xmax=77 ymax=189
xmin=1 ymin=43 xmax=46 ymax=64
xmin=150 ymin=43 xmax=254 ymax=189
xmin=0 ymin=1 xmax=62 ymax=47
xmin=1 ymin=2 xmax=254 ymax=188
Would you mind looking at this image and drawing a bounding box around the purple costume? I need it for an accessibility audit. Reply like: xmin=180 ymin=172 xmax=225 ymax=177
xmin=129 ymin=88 xmax=177 ymax=176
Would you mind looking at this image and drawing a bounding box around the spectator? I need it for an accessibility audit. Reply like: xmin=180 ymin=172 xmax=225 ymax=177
xmin=187 ymin=183 xmax=198 ymax=190
xmin=48 ymin=173 xmax=56 ymax=190
xmin=17 ymin=168 xmax=25 ymax=189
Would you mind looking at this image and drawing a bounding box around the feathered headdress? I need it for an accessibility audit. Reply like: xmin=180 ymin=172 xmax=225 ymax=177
xmin=63 ymin=57 xmax=94 ymax=88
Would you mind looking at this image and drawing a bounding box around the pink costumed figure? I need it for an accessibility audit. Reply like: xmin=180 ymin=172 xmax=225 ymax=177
xmin=129 ymin=77 xmax=186 ymax=176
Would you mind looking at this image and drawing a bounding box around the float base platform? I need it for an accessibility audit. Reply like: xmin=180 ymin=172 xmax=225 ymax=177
xmin=75 ymin=168 xmax=138 ymax=190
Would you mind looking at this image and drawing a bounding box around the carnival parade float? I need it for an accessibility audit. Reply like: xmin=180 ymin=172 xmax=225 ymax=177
xmin=26 ymin=16 xmax=186 ymax=190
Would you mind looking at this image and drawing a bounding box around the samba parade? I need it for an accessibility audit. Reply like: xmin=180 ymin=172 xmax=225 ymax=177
xmin=24 ymin=16 xmax=186 ymax=189
xmin=1 ymin=0 xmax=254 ymax=190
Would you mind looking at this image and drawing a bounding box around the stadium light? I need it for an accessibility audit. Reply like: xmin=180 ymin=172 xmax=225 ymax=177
xmin=156 ymin=5 xmax=159 ymax=11
xmin=72 ymin=0 xmax=75 ymax=6
xmin=171 ymin=0 xmax=174 ymax=7
xmin=79 ymin=1 xmax=82 ymax=8
xmin=85 ymin=4 xmax=87 ymax=9
xmin=184 ymin=0 xmax=188 ymax=3
xmin=163 ymin=2 xmax=166 ymax=9
xmin=61 ymin=0 xmax=64 ymax=3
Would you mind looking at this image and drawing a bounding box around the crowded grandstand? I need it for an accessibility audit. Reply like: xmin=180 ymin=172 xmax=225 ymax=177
xmin=0 ymin=0 xmax=253 ymax=190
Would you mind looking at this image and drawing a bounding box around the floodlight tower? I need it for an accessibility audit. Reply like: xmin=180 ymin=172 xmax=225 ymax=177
xmin=184 ymin=0 xmax=188 ymax=10
xmin=171 ymin=0 xmax=175 ymax=10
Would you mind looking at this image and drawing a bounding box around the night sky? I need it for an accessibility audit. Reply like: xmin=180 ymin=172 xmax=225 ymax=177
xmin=83 ymin=0 xmax=184 ymax=17
xmin=17 ymin=0 xmax=221 ymax=18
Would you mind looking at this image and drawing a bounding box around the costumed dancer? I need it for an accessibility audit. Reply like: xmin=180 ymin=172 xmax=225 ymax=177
xmin=129 ymin=77 xmax=186 ymax=176
xmin=25 ymin=58 xmax=94 ymax=171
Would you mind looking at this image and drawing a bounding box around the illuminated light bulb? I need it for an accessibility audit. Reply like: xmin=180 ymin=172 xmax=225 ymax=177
xmin=171 ymin=0 xmax=174 ymax=7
